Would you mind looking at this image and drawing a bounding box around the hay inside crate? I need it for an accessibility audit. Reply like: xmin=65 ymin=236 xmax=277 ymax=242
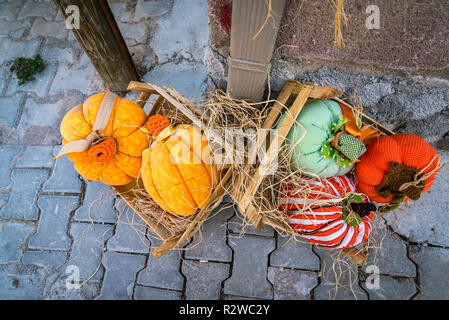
xmin=113 ymin=81 xmax=233 ymax=258
xmin=233 ymin=80 xmax=395 ymax=265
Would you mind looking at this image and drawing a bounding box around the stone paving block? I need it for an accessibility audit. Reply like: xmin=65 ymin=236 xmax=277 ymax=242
xmin=365 ymin=221 xmax=416 ymax=277
xmin=0 ymin=221 xmax=34 ymax=264
xmin=0 ymin=169 xmax=48 ymax=220
xmin=29 ymin=18 xmax=68 ymax=40
xmin=0 ymin=193 xmax=8 ymax=209
xmin=106 ymin=199 xmax=149 ymax=254
xmin=74 ymin=182 xmax=116 ymax=223
xmin=185 ymin=205 xmax=233 ymax=262
xmin=361 ymin=276 xmax=416 ymax=300
xmin=268 ymin=267 xmax=318 ymax=300
xmin=134 ymin=286 xmax=182 ymax=300
xmin=21 ymin=250 xmax=69 ymax=299
xmin=313 ymin=247 xmax=368 ymax=300
xmin=0 ymin=93 xmax=23 ymax=127
xmin=54 ymin=9 xmax=64 ymax=22
xmin=18 ymin=97 xmax=68 ymax=131
xmin=228 ymin=207 xmax=274 ymax=237
xmin=15 ymin=146 xmax=54 ymax=168
xmin=28 ymin=195 xmax=78 ymax=250
xmin=50 ymin=53 xmax=97 ymax=95
xmin=270 ymin=236 xmax=320 ymax=271
xmin=182 ymin=260 xmax=229 ymax=300
xmin=150 ymin=0 xmax=208 ymax=63
xmin=22 ymin=250 xmax=67 ymax=271
xmin=223 ymin=295 xmax=263 ymax=300
xmin=68 ymin=222 xmax=114 ymax=282
xmin=133 ymin=0 xmax=173 ymax=21
xmin=44 ymin=279 xmax=101 ymax=300
xmin=0 ymin=38 xmax=41 ymax=65
xmin=142 ymin=61 xmax=208 ymax=100
xmin=117 ymin=21 xmax=147 ymax=44
xmin=0 ymin=18 xmax=31 ymax=38
xmin=18 ymin=0 xmax=58 ymax=21
xmin=0 ymin=250 xmax=66 ymax=300
xmin=0 ymin=145 xmax=22 ymax=189
xmin=0 ymin=0 xmax=25 ymax=21
xmin=109 ymin=0 xmax=134 ymax=22
xmin=97 ymin=252 xmax=146 ymax=300
xmin=224 ymin=235 xmax=275 ymax=299
xmin=7 ymin=64 xmax=56 ymax=97
xmin=17 ymin=95 xmax=82 ymax=146
xmin=42 ymin=146 xmax=82 ymax=194
xmin=137 ymin=237 xmax=184 ymax=291
xmin=40 ymin=38 xmax=79 ymax=66
xmin=0 ymin=266 xmax=44 ymax=299
xmin=410 ymin=245 xmax=449 ymax=300
xmin=0 ymin=64 xmax=11 ymax=94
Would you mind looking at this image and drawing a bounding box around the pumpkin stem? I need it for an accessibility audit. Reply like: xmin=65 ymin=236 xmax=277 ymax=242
xmin=333 ymin=132 xmax=366 ymax=162
xmin=375 ymin=161 xmax=424 ymax=201
xmin=342 ymin=194 xmax=370 ymax=226
xmin=146 ymin=114 xmax=171 ymax=137
xmin=350 ymin=202 xmax=377 ymax=217
xmin=87 ymin=137 xmax=116 ymax=163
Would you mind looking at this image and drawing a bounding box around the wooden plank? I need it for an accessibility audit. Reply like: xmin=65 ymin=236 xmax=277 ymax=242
xmin=152 ymin=166 xmax=234 ymax=258
xmin=227 ymin=0 xmax=287 ymax=101
xmin=54 ymin=0 xmax=139 ymax=91
xmin=113 ymin=179 xmax=173 ymax=241
xmin=237 ymin=84 xmax=314 ymax=214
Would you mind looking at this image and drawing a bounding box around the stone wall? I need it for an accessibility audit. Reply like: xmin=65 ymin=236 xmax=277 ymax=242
xmin=206 ymin=0 xmax=449 ymax=151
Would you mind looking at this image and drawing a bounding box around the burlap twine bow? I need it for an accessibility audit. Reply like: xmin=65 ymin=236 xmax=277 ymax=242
xmin=376 ymin=154 xmax=441 ymax=201
xmin=52 ymin=88 xmax=118 ymax=160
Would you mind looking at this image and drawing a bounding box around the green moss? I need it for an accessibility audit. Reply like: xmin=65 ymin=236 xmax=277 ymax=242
xmin=9 ymin=55 xmax=45 ymax=86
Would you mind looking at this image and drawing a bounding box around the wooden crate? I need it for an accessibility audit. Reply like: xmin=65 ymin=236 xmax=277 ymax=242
xmin=234 ymin=80 xmax=394 ymax=265
xmin=113 ymin=81 xmax=233 ymax=258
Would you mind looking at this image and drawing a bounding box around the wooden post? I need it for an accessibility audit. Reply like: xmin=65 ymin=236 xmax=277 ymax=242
xmin=54 ymin=0 xmax=139 ymax=91
xmin=227 ymin=0 xmax=286 ymax=101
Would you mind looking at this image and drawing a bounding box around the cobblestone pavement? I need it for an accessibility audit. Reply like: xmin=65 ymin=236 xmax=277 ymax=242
xmin=0 ymin=0 xmax=448 ymax=300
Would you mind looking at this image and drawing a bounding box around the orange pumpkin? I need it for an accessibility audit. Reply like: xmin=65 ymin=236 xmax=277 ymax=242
xmin=60 ymin=92 xmax=150 ymax=186
xmin=141 ymin=115 xmax=219 ymax=216
xmin=355 ymin=133 xmax=440 ymax=204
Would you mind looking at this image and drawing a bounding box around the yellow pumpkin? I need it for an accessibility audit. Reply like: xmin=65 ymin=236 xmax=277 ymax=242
xmin=141 ymin=115 xmax=219 ymax=216
xmin=60 ymin=92 xmax=150 ymax=186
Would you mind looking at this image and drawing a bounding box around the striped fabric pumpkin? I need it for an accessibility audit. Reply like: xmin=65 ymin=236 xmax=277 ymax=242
xmin=279 ymin=175 xmax=375 ymax=249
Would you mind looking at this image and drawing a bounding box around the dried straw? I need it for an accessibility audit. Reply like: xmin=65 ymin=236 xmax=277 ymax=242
xmin=331 ymin=0 xmax=348 ymax=49
xmin=119 ymin=87 xmax=276 ymax=246
xmin=121 ymin=84 xmax=400 ymax=267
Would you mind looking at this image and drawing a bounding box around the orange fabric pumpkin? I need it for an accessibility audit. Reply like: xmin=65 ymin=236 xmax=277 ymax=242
xmin=60 ymin=93 xmax=150 ymax=186
xmin=355 ymin=133 xmax=440 ymax=203
xmin=141 ymin=115 xmax=219 ymax=216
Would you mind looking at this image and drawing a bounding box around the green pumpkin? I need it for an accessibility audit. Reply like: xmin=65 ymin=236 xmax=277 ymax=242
xmin=278 ymin=99 xmax=366 ymax=178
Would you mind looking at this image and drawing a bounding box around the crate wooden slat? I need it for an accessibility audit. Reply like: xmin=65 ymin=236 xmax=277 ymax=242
xmin=112 ymin=81 xmax=232 ymax=258
xmin=234 ymin=80 xmax=393 ymax=265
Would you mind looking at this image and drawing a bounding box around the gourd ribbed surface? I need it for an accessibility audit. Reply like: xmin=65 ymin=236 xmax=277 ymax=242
xmin=60 ymin=93 xmax=149 ymax=186
xmin=141 ymin=124 xmax=219 ymax=216
xmin=279 ymin=175 xmax=374 ymax=249
xmin=279 ymin=99 xmax=352 ymax=177
xmin=355 ymin=133 xmax=439 ymax=203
